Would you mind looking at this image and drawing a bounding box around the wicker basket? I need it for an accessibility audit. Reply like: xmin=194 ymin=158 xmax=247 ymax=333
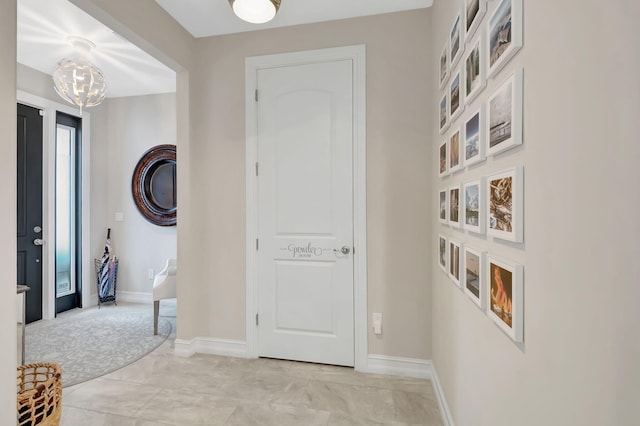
xmin=17 ymin=363 xmax=62 ymax=426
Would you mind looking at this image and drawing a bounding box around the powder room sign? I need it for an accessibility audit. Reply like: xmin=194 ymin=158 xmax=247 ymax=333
xmin=280 ymin=243 xmax=330 ymax=258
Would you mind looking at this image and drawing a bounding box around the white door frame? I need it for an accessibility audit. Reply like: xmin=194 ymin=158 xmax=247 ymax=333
xmin=17 ymin=90 xmax=92 ymax=320
xmin=245 ymin=45 xmax=368 ymax=370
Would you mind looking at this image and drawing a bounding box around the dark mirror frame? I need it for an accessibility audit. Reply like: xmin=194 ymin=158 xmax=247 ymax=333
xmin=131 ymin=144 xmax=177 ymax=226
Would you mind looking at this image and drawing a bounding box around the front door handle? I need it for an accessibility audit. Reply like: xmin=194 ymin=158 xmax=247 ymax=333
xmin=33 ymin=239 xmax=44 ymax=246
xmin=333 ymin=246 xmax=351 ymax=255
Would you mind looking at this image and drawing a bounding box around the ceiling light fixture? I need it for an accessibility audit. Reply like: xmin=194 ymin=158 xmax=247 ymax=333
xmin=52 ymin=36 xmax=107 ymax=115
xmin=229 ymin=0 xmax=281 ymax=24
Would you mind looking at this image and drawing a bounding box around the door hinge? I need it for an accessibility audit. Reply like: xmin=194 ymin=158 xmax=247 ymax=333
xmin=255 ymin=89 xmax=258 ymax=102
xmin=256 ymin=313 xmax=259 ymax=326
xmin=38 ymin=110 xmax=44 ymax=117
xmin=353 ymin=246 xmax=356 ymax=255
xmin=256 ymin=238 xmax=259 ymax=250
xmin=255 ymin=162 xmax=259 ymax=176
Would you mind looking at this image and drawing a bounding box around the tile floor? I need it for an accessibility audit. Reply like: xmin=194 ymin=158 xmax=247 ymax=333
xmin=55 ymin=303 xmax=443 ymax=425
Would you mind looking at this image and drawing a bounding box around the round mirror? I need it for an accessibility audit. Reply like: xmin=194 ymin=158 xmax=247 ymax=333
xmin=132 ymin=145 xmax=177 ymax=226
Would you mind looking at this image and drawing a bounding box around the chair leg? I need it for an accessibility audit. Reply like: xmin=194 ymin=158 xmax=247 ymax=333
xmin=154 ymin=300 xmax=159 ymax=335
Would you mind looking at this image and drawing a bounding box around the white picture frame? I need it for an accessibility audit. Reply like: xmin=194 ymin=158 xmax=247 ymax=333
xmin=464 ymin=0 xmax=487 ymax=42
xmin=439 ymin=92 xmax=450 ymax=134
xmin=439 ymin=189 xmax=448 ymax=224
xmin=438 ymin=234 xmax=448 ymax=273
xmin=439 ymin=139 xmax=449 ymax=177
xmin=486 ymin=68 xmax=523 ymax=157
xmin=449 ymin=184 xmax=461 ymax=228
xmin=439 ymin=42 xmax=449 ymax=89
xmin=450 ymin=12 xmax=464 ymax=68
xmin=463 ymin=104 xmax=486 ymax=168
xmin=464 ymin=31 xmax=486 ymax=105
xmin=463 ymin=246 xmax=486 ymax=309
xmin=487 ymin=255 xmax=523 ymax=342
xmin=449 ymin=67 xmax=464 ymax=123
xmin=463 ymin=178 xmax=485 ymax=234
xmin=448 ymin=127 xmax=463 ymax=174
xmin=449 ymin=239 xmax=463 ymax=287
xmin=487 ymin=0 xmax=523 ymax=78
xmin=487 ymin=166 xmax=523 ymax=243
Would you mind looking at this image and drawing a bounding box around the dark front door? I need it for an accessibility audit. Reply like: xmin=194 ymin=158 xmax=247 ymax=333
xmin=17 ymin=103 xmax=43 ymax=324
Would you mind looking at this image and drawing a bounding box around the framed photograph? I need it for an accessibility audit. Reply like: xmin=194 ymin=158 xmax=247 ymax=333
xmin=464 ymin=32 xmax=486 ymax=104
xmin=439 ymin=139 xmax=448 ymax=177
xmin=487 ymin=68 xmax=523 ymax=157
xmin=464 ymin=0 xmax=487 ymax=42
xmin=438 ymin=235 xmax=448 ymax=273
xmin=449 ymin=128 xmax=463 ymax=174
xmin=487 ymin=166 xmax=523 ymax=242
xmin=463 ymin=105 xmax=485 ymax=167
xmin=450 ymin=12 xmax=464 ymax=67
xmin=449 ymin=184 xmax=461 ymax=228
xmin=439 ymin=189 xmax=448 ymax=224
xmin=439 ymin=92 xmax=450 ymax=134
xmin=439 ymin=42 xmax=449 ymax=89
xmin=487 ymin=255 xmax=523 ymax=342
xmin=463 ymin=178 xmax=485 ymax=234
xmin=463 ymin=246 xmax=485 ymax=309
xmin=487 ymin=0 xmax=523 ymax=78
xmin=449 ymin=68 xmax=464 ymax=122
xmin=449 ymin=239 xmax=462 ymax=287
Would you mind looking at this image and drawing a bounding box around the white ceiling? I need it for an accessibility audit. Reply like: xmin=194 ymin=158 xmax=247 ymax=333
xmin=17 ymin=0 xmax=176 ymax=98
xmin=155 ymin=0 xmax=434 ymax=38
xmin=16 ymin=0 xmax=433 ymax=99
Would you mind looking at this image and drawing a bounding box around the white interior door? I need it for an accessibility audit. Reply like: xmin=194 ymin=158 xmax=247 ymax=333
xmin=257 ymin=59 xmax=354 ymax=366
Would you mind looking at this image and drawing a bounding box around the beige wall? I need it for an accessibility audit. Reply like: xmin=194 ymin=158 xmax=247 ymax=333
xmin=431 ymin=0 xmax=640 ymax=424
xmin=105 ymin=94 xmax=177 ymax=295
xmin=182 ymin=10 xmax=433 ymax=359
xmin=0 ymin=1 xmax=17 ymax=422
xmin=16 ymin=63 xmax=59 ymax=102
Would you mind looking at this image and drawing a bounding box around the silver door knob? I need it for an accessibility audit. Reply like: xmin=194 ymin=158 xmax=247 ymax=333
xmin=333 ymin=246 xmax=350 ymax=255
xmin=33 ymin=239 xmax=43 ymax=246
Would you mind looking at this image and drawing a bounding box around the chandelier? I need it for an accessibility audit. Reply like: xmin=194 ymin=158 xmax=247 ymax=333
xmin=52 ymin=37 xmax=107 ymax=115
xmin=229 ymin=0 xmax=281 ymax=24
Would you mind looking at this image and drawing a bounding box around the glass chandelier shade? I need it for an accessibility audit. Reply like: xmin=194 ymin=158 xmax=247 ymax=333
xmin=52 ymin=37 xmax=107 ymax=115
xmin=229 ymin=0 xmax=281 ymax=24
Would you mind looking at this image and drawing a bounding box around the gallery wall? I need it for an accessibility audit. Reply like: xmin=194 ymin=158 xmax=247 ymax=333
xmin=182 ymin=9 xmax=434 ymax=359
xmin=430 ymin=0 xmax=640 ymax=424
xmin=0 ymin=0 xmax=18 ymax=422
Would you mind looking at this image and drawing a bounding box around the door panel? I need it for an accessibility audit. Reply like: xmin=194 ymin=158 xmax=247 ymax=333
xmin=274 ymin=260 xmax=335 ymax=334
xmin=257 ymin=60 xmax=354 ymax=366
xmin=17 ymin=103 xmax=43 ymax=324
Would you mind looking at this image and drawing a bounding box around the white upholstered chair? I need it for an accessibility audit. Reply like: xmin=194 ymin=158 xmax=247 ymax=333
xmin=153 ymin=258 xmax=177 ymax=335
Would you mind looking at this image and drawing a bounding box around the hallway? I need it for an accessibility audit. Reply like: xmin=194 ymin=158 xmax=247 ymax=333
xmin=58 ymin=304 xmax=442 ymax=425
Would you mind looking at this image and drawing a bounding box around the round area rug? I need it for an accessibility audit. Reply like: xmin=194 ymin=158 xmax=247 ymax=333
xmin=25 ymin=310 xmax=171 ymax=387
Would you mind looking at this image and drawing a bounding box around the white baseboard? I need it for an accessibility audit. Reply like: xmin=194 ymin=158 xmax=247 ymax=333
xmin=366 ymin=355 xmax=454 ymax=426
xmin=365 ymin=354 xmax=432 ymax=379
xmin=174 ymin=337 xmax=247 ymax=358
xmin=116 ymin=291 xmax=153 ymax=304
xmin=431 ymin=363 xmax=455 ymax=426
